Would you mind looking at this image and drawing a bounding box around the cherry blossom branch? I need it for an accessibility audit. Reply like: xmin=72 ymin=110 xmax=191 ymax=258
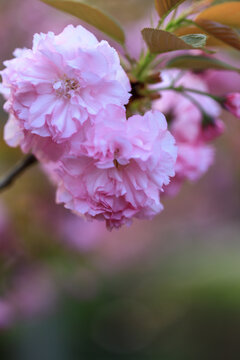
xmin=136 ymin=6 xmax=190 ymax=81
xmin=135 ymin=51 xmax=156 ymax=80
xmin=144 ymin=85 xmax=223 ymax=125
xmin=0 ymin=154 xmax=37 ymax=193
xmin=147 ymin=85 xmax=224 ymax=102
xmin=176 ymin=87 xmax=224 ymax=102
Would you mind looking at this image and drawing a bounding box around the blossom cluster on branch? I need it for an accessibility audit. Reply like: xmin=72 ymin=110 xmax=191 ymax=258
xmin=153 ymin=70 xmax=225 ymax=195
xmin=0 ymin=25 xmax=177 ymax=229
xmin=1 ymin=0 xmax=240 ymax=230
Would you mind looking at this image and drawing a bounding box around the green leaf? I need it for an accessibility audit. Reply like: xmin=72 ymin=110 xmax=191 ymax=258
xmin=180 ymin=34 xmax=207 ymax=48
xmin=142 ymin=28 xmax=194 ymax=54
xmin=41 ymin=0 xmax=125 ymax=44
xmin=166 ymin=54 xmax=240 ymax=72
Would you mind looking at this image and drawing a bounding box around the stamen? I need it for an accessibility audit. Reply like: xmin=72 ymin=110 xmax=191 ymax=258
xmin=54 ymin=77 xmax=80 ymax=98
xmin=113 ymin=159 xmax=119 ymax=169
xmin=113 ymin=148 xmax=120 ymax=169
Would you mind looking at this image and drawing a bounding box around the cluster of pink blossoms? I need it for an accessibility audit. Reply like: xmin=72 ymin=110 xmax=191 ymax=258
xmin=153 ymin=70 xmax=225 ymax=195
xmin=0 ymin=25 xmax=177 ymax=229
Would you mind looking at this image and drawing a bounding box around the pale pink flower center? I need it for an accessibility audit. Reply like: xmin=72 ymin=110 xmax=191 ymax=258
xmin=53 ymin=78 xmax=80 ymax=99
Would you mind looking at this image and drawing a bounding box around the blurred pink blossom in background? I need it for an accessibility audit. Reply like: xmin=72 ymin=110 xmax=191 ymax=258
xmin=0 ymin=266 xmax=56 ymax=329
xmin=153 ymin=70 xmax=224 ymax=194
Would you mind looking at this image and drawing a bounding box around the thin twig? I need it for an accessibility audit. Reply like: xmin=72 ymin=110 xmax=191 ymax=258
xmin=0 ymin=154 xmax=37 ymax=193
xmin=146 ymin=85 xmax=223 ymax=102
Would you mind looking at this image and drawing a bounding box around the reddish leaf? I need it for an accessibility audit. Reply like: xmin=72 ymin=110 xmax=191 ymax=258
xmin=154 ymin=0 xmax=185 ymax=18
xmin=41 ymin=0 xmax=125 ymax=44
xmin=196 ymin=18 xmax=240 ymax=50
xmin=142 ymin=28 xmax=193 ymax=54
xmin=196 ymin=2 xmax=240 ymax=28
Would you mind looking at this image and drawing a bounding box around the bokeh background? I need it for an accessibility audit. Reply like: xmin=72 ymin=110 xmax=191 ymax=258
xmin=0 ymin=0 xmax=240 ymax=359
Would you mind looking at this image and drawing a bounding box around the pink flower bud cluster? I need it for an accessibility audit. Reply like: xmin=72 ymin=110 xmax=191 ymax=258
xmin=0 ymin=25 xmax=177 ymax=229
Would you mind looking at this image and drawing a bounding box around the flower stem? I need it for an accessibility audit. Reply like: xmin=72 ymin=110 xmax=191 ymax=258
xmin=148 ymin=85 xmax=224 ymax=102
xmin=0 ymin=154 xmax=37 ymax=193
xmin=178 ymin=86 xmax=223 ymax=102
xmin=135 ymin=51 xmax=156 ymax=81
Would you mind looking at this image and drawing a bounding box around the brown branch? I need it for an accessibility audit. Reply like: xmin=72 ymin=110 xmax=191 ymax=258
xmin=0 ymin=154 xmax=37 ymax=193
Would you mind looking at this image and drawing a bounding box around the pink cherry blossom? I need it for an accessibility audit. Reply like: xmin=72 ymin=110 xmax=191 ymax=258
xmin=69 ymin=105 xmax=129 ymax=167
xmin=3 ymin=114 xmax=68 ymax=162
xmin=153 ymin=70 xmax=222 ymax=140
xmin=204 ymin=70 xmax=240 ymax=96
xmin=56 ymin=110 xmax=177 ymax=230
xmin=0 ymin=25 xmax=130 ymax=158
xmin=224 ymin=93 xmax=240 ymax=119
xmin=202 ymin=52 xmax=240 ymax=96
xmin=201 ymin=118 xmax=225 ymax=143
xmin=1 ymin=81 xmax=66 ymax=161
xmin=175 ymin=143 xmax=215 ymax=182
xmin=169 ymin=102 xmax=224 ymax=144
xmin=153 ymin=70 xmax=223 ymax=192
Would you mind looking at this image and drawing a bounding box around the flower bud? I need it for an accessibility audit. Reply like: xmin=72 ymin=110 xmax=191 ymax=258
xmin=223 ymin=93 xmax=240 ymax=119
